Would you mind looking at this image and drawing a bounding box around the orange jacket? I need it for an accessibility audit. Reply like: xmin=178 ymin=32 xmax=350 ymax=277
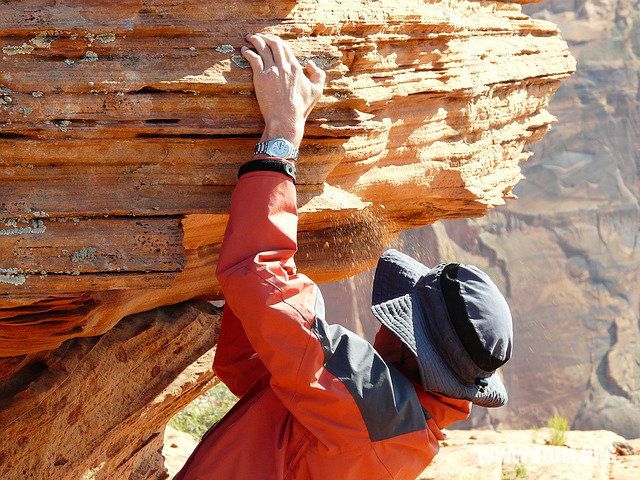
xmin=174 ymin=169 xmax=471 ymax=480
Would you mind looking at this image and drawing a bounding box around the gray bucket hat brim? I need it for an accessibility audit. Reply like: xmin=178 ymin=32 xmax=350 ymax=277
xmin=371 ymin=250 xmax=508 ymax=408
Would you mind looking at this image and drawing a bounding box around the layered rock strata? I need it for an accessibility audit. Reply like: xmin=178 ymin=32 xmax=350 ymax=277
xmin=0 ymin=300 xmax=221 ymax=480
xmin=0 ymin=0 xmax=575 ymax=357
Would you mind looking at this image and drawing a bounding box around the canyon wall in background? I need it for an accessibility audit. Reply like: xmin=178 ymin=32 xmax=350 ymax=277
xmin=322 ymin=0 xmax=640 ymax=438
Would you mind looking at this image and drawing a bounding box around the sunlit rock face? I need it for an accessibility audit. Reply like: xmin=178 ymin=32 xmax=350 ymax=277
xmin=323 ymin=0 xmax=640 ymax=438
xmin=0 ymin=301 xmax=221 ymax=480
xmin=0 ymin=0 xmax=574 ymax=357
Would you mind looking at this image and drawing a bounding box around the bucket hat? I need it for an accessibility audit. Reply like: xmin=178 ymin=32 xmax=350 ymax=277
xmin=371 ymin=249 xmax=513 ymax=407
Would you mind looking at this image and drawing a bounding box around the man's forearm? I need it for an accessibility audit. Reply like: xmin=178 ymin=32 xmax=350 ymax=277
xmin=215 ymin=171 xmax=297 ymax=275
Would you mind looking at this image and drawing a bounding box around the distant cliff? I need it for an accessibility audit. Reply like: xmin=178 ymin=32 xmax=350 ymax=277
xmin=323 ymin=0 xmax=640 ymax=438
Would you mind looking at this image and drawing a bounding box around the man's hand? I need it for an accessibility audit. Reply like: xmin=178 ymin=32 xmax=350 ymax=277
xmin=242 ymin=33 xmax=326 ymax=149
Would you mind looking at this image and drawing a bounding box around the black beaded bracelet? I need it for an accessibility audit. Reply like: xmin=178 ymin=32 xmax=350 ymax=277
xmin=237 ymin=159 xmax=297 ymax=183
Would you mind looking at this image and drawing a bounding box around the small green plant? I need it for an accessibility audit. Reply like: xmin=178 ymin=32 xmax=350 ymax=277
xmin=168 ymin=382 xmax=238 ymax=441
xmin=514 ymin=464 xmax=527 ymax=477
xmin=547 ymin=413 xmax=569 ymax=446
xmin=501 ymin=463 xmax=527 ymax=480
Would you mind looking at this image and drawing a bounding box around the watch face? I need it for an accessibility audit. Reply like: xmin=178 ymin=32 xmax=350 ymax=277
xmin=270 ymin=140 xmax=291 ymax=158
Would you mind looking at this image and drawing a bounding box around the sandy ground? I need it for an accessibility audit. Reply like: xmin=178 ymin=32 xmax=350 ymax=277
xmin=163 ymin=427 xmax=640 ymax=479
xmin=418 ymin=429 xmax=640 ymax=480
xmin=163 ymin=427 xmax=198 ymax=478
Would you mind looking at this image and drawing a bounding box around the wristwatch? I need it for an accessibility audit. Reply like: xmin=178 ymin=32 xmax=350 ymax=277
xmin=254 ymin=137 xmax=299 ymax=161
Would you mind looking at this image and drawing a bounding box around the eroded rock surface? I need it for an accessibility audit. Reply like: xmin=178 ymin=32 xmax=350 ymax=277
xmin=0 ymin=301 xmax=221 ymax=480
xmin=0 ymin=0 xmax=574 ymax=356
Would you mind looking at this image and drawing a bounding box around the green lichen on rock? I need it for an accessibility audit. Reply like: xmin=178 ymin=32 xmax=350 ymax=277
xmin=71 ymin=247 xmax=98 ymax=263
xmin=2 ymin=43 xmax=34 ymax=55
xmin=30 ymin=33 xmax=59 ymax=48
xmin=82 ymin=50 xmax=99 ymax=62
xmin=231 ymin=54 xmax=250 ymax=68
xmin=0 ymin=219 xmax=46 ymax=236
xmin=215 ymin=44 xmax=234 ymax=54
xmin=95 ymin=33 xmax=116 ymax=43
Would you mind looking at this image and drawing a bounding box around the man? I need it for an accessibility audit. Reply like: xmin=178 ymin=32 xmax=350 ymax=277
xmin=174 ymin=33 xmax=513 ymax=480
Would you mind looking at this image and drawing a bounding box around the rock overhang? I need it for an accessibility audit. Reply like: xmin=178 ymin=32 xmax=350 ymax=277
xmin=0 ymin=0 xmax=575 ymax=356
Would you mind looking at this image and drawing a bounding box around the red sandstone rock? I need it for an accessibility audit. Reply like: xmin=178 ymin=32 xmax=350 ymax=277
xmin=0 ymin=300 xmax=221 ymax=480
xmin=0 ymin=0 xmax=574 ymax=357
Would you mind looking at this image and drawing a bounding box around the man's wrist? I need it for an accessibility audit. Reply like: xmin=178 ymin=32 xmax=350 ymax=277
xmin=260 ymin=122 xmax=304 ymax=149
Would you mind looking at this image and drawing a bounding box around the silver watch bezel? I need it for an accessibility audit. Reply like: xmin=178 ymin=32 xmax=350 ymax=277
xmin=254 ymin=137 xmax=299 ymax=161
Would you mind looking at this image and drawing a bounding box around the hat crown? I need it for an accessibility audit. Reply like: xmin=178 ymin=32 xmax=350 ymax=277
xmin=439 ymin=264 xmax=513 ymax=373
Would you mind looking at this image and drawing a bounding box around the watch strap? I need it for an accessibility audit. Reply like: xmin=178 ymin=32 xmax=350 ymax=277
xmin=254 ymin=142 xmax=270 ymax=156
xmin=238 ymin=159 xmax=296 ymax=183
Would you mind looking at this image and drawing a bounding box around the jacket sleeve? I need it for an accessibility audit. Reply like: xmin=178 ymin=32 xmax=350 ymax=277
xmin=216 ymin=170 xmax=428 ymax=451
xmin=422 ymin=392 xmax=472 ymax=430
xmin=213 ymin=304 xmax=268 ymax=398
